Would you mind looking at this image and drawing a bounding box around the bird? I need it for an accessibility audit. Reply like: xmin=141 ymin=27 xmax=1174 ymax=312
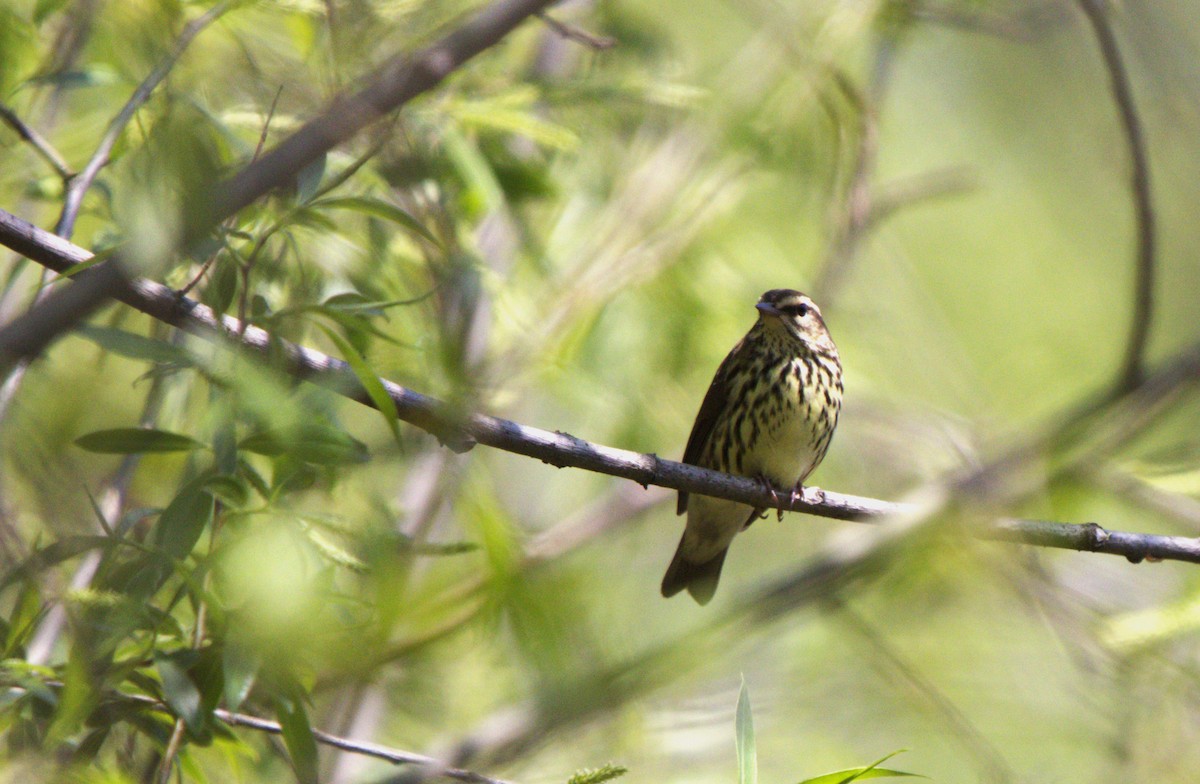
xmin=661 ymin=289 xmax=843 ymax=604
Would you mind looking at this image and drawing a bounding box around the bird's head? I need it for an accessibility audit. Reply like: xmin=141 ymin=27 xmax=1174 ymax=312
xmin=755 ymin=289 xmax=837 ymax=357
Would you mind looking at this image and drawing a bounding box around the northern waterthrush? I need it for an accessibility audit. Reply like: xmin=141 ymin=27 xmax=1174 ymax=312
xmin=662 ymin=289 xmax=843 ymax=604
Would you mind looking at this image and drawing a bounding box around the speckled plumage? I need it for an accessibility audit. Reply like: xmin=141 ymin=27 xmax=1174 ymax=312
xmin=662 ymin=289 xmax=843 ymax=604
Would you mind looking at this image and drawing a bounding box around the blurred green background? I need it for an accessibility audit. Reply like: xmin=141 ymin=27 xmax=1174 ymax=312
xmin=2 ymin=0 xmax=1200 ymax=782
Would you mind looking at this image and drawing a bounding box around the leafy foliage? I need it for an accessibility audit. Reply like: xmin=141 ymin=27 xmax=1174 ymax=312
xmin=1 ymin=1 xmax=1199 ymax=784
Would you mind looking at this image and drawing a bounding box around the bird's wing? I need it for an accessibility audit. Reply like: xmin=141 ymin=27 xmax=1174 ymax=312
xmin=677 ymin=337 xmax=745 ymax=515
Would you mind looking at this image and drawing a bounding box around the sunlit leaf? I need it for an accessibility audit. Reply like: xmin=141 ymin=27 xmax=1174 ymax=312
xmin=797 ymin=751 xmax=924 ymax=784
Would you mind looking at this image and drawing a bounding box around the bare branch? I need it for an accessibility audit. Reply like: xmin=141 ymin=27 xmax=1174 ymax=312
xmin=55 ymin=1 xmax=233 ymax=239
xmin=2 ymin=209 xmax=1199 ymax=567
xmin=0 ymin=103 xmax=73 ymax=181
xmin=537 ymin=12 xmax=617 ymax=50
xmin=1075 ymin=0 xmax=1156 ymax=394
xmin=11 ymin=684 xmax=515 ymax=784
xmin=204 ymin=0 xmax=561 ymax=236
xmin=0 ymin=0 xmax=558 ymax=367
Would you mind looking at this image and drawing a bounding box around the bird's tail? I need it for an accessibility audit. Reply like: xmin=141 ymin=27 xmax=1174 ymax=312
xmin=660 ymin=538 xmax=728 ymax=605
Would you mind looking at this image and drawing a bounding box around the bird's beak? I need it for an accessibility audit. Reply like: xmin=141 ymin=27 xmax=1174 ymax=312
xmin=756 ymin=301 xmax=781 ymax=318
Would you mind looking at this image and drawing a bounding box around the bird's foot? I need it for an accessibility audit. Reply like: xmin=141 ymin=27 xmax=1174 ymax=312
xmin=754 ymin=474 xmax=789 ymax=521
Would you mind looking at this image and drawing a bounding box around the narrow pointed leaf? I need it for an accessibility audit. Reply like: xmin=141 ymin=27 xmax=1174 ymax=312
xmin=75 ymin=428 xmax=205 ymax=454
xmin=275 ymin=695 xmax=319 ymax=784
xmin=736 ymin=676 xmax=756 ymax=784
xmin=317 ymin=324 xmax=402 ymax=449
xmin=311 ymin=195 xmax=440 ymax=246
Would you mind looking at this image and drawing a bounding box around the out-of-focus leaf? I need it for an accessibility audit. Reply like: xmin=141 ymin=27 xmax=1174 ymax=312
xmin=275 ymin=694 xmax=319 ymax=784
xmin=240 ymin=426 xmax=369 ymax=466
xmin=442 ymin=127 xmax=505 ymax=216
xmin=202 ymin=474 xmax=251 ymax=508
xmin=33 ymin=0 xmax=72 ymax=25
xmin=75 ymin=428 xmax=206 ymax=454
xmin=152 ymin=477 xmax=215 ymax=560
xmin=4 ymin=579 xmax=44 ymax=656
xmin=202 ymin=257 xmax=240 ymax=315
xmin=295 ymin=154 xmax=325 ymax=204
xmin=222 ymin=641 xmax=260 ymax=713
xmin=76 ymin=324 xmax=190 ymax=364
xmin=450 ymin=89 xmax=580 ymax=150
xmin=301 ymin=524 xmax=367 ymax=573
xmin=46 ymin=648 xmax=98 ymax=746
xmin=1100 ymin=595 xmax=1200 ymax=653
xmin=311 ymin=196 xmax=441 ymax=247
xmin=156 ymin=650 xmax=204 ymax=738
xmin=567 ymin=764 xmax=628 ymax=784
xmin=28 ymin=65 xmax=119 ymax=89
xmin=736 ymin=676 xmax=756 ymax=784
xmin=317 ymin=323 xmax=402 ymax=449
xmin=0 ymin=536 xmax=113 ymax=593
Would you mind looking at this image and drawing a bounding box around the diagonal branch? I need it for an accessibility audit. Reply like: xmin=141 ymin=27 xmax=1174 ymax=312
xmin=0 ymin=0 xmax=560 ymax=370
xmin=1075 ymin=0 xmax=1156 ymax=394
xmin=0 ymin=103 xmax=73 ymax=181
xmin=2 ymin=208 xmax=1199 ymax=566
xmin=54 ymin=1 xmax=233 ymax=239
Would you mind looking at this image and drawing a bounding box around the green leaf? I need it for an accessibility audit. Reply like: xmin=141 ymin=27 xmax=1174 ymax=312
xmin=222 ymin=641 xmax=260 ymax=713
xmin=295 ymin=154 xmax=326 ymax=204
xmin=317 ymin=324 xmax=402 ymax=450
xmin=797 ymin=751 xmax=924 ymax=784
xmin=567 ymin=764 xmax=628 ymax=784
xmin=311 ymin=196 xmax=441 ymax=247
xmin=75 ymin=428 xmax=206 ymax=454
xmin=275 ymin=694 xmax=319 ymax=784
xmin=0 ymin=535 xmax=113 ymax=593
xmin=736 ymin=676 xmax=756 ymax=784
xmin=202 ymin=474 xmax=251 ymax=508
xmin=55 ymin=247 xmax=116 ymax=279
xmin=202 ymin=257 xmax=239 ymax=315
xmin=156 ymin=650 xmax=203 ymax=736
xmin=152 ymin=477 xmax=215 ymax=560
xmin=240 ymin=426 xmax=369 ymax=466
xmin=75 ymin=325 xmax=192 ymax=365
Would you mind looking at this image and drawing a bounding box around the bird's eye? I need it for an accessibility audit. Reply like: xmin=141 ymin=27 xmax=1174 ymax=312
xmin=782 ymin=303 xmax=809 ymax=318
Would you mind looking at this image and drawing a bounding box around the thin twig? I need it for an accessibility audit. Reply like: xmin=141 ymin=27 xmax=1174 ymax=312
xmin=9 ymin=683 xmax=513 ymax=784
xmin=178 ymin=84 xmax=285 ymax=299
xmin=54 ymin=1 xmax=233 ymax=239
xmin=831 ymin=602 xmax=1014 ymax=783
xmin=2 ymin=209 xmax=1199 ymax=567
xmin=0 ymin=0 xmax=559 ymax=369
xmin=813 ymin=36 xmax=898 ymax=304
xmin=536 ymin=12 xmax=616 ymax=50
xmin=0 ymin=103 xmax=74 ymax=181
xmin=1075 ymin=0 xmax=1156 ymax=394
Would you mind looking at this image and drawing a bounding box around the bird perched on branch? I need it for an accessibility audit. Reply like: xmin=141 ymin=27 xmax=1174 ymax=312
xmin=662 ymin=289 xmax=843 ymax=604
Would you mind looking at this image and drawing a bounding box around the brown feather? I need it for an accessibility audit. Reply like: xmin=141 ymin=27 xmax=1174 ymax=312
xmin=677 ymin=336 xmax=748 ymax=515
